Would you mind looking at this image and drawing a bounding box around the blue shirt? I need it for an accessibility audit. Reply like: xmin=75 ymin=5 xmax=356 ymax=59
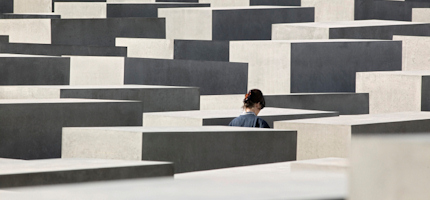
xmin=228 ymin=112 xmax=270 ymax=128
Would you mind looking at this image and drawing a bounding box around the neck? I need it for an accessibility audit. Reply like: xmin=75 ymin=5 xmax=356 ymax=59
xmin=245 ymin=107 xmax=260 ymax=116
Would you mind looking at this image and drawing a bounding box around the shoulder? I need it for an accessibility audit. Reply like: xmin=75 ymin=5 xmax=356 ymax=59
xmin=256 ymin=117 xmax=270 ymax=128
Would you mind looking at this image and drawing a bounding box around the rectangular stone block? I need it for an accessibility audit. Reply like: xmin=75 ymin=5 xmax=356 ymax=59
xmin=1 ymin=13 xmax=60 ymax=19
xmin=0 ymin=19 xmax=51 ymax=44
xmin=301 ymin=0 xmax=354 ymax=22
xmin=272 ymin=20 xmax=430 ymax=40
xmin=356 ymin=71 xmax=430 ymax=114
xmin=0 ymin=99 xmax=142 ymax=159
xmin=51 ymin=18 xmax=165 ymax=46
xmin=158 ymin=6 xmax=314 ymax=40
xmin=124 ymin=58 xmax=248 ymax=95
xmin=199 ymin=0 xmax=300 ymax=7
xmin=393 ymin=35 xmax=430 ymax=70
xmin=62 ymin=126 xmax=297 ymax=173
xmin=290 ymin=158 xmax=348 ymax=172
xmin=0 ymin=159 xmax=173 ymax=188
xmin=14 ymin=0 xmax=52 ymax=13
xmin=0 ymin=0 xmax=13 ymax=13
xmin=413 ymin=8 xmax=430 ymax=22
xmin=174 ymin=39 xmax=229 ymax=61
xmin=274 ymin=112 xmax=430 ymax=160
xmin=0 ymin=85 xmax=200 ymax=112
xmin=107 ymin=2 xmax=210 ymax=18
xmin=66 ymin=56 xmax=124 ymax=85
xmin=230 ymin=39 xmax=401 ymax=94
xmin=143 ymin=107 xmax=339 ymax=127
xmin=350 ymin=134 xmax=430 ymax=200
xmin=357 ymin=0 xmax=430 ymax=21
xmin=116 ymin=38 xmax=174 ymax=59
xmin=54 ymin=2 xmax=107 ymax=19
xmin=0 ymin=35 xmax=8 ymax=43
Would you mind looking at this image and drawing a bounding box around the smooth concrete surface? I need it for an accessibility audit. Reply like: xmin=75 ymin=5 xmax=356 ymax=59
xmin=14 ymin=0 xmax=52 ymax=13
xmin=199 ymin=0 xmax=300 ymax=7
xmin=393 ymin=35 xmax=430 ymax=70
xmin=356 ymin=0 xmax=430 ymax=21
xmin=301 ymin=0 xmax=354 ymax=22
xmin=290 ymin=158 xmax=348 ymax=172
xmin=0 ymin=158 xmax=26 ymax=163
xmin=274 ymin=112 xmax=430 ymax=160
xmin=174 ymin=39 xmax=229 ymax=61
xmin=124 ymin=58 xmax=248 ymax=95
xmin=0 ymin=158 xmax=173 ymax=188
xmin=350 ymin=134 xmax=430 ymax=200
xmin=0 ymin=35 xmax=8 ymax=43
xmin=230 ymin=39 xmax=401 ymax=94
xmin=1 ymin=13 xmax=60 ymax=19
xmin=116 ymin=38 xmax=174 ymax=59
xmin=51 ymin=18 xmax=165 ymax=46
xmin=158 ymin=6 xmax=314 ymax=40
xmin=0 ymin=0 xmax=13 ymax=13
xmin=0 ymin=19 xmax=51 ymax=44
xmin=0 ymin=99 xmax=142 ymax=159
xmin=356 ymin=71 xmax=430 ymax=114
xmin=54 ymin=2 xmax=106 ymax=19
xmin=67 ymin=56 xmax=124 ymax=85
xmin=107 ymin=3 xmax=210 ymax=18
xmin=272 ymin=20 xmax=430 ymax=40
xmin=200 ymin=94 xmax=243 ymax=110
xmin=62 ymin=126 xmax=297 ymax=173
xmin=0 ymin=85 xmax=200 ymax=112
xmin=0 ymin=57 xmax=70 ymax=85
xmin=143 ymin=107 xmax=339 ymax=127
xmin=413 ymin=8 xmax=430 ymax=22
xmin=0 ymin=42 xmax=127 ymax=56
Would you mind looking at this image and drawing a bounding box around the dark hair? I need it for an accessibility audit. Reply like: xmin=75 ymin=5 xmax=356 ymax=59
xmin=243 ymin=89 xmax=265 ymax=109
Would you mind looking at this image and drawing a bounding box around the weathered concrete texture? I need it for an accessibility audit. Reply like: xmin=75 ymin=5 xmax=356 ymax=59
xmin=413 ymin=8 xmax=430 ymax=22
xmin=290 ymin=158 xmax=348 ymax=172
xmin=350 ymin=134 xmax=430 ymax=200
xmin=14 ymin=0 xmax=51 ymax=13
xmin=356 ymin=71 xmax=430 ymax=114
xmin=0 ymin=0 xmax=13 ymax=14
xmin=230 ymin=39 xmax=401 ymax=94
xmin=0 ymin=99 xmax=142 ymax=159
xmin=1 ymin=13 xmax=60 ymax=19
xmin=158 ymin=6 xmax=314 ymax=40
xmin=272 ymin=20 xmax=430 ymax=40
xmin=174 ymin=40 xmax=229 ymax=61
xmin=143 ymin=107 xmax=338 ymax=127
xmin=107 ymin=3 xmax=210 ymax=18
xmin=0 ymin=159 xmax=173 ymax=188
xmin=199 ymin=0 xmax=300 ymax=7
xmin=51 ymin=18 xmax=165 ymax=46
xmin=0 ymin=19 xmax=51 ymax=44
xmin=274 ymin=112 xmax=430 ymax=160
xmin=0 ymin=57 xmax=70 ymax=85
xmin=301 ymin=0 xmax=354 ymax=22
xmin=62 ymin=126 xmax=297 ymax=173
xmin=0 ymin=42 xmax=126 ymax=56
xmin=356 ymin=0 xmax=430 ymax=21
xmin=124 ymin=58 xmax=248 ymax=95
xmin=54 ymin=2 xmax=106 ymax=19
xmin=393 ymin=35 xmax=430 ymax=70
xmin=0 ymin=85 xmax=200 ymax=112
xmin=116 ymin=38 xmax=173 ymax=59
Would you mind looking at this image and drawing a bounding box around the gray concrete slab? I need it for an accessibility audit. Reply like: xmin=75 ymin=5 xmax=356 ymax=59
xmin=124 ymin=58 xmax=248 ymax=95
xmin=301 ymin=0 xmax=354 ymax=22
xmin=230 ymin=39 xmax=401 ymax=94
xmin=174 ymin=39 xmax=229 ymax=61
xmin=0 ymin=85 xmax=200 ymax=112
xmin=107 ymin=3 xmax=210 ymax=18
xmin=0 ymin=13 xmax=61 ymax=19
xmin=199 ymin=0 xmax=300 ymax=7
xmin=62 ymin=126 xmax=297 ymax=173
xmin=159 ymin=6 xmax=314 ymax=40
xmin=272 ymin=20 xmax=430 ymax=40
xmin=356 ymin=0 xmax=430 ymax=21
xmin=350 ymin=134 xmax=430 ymax=200
xmin=290 ymin=158 xmax=348 ymax=172
xmin=393 ymin=35 xmax=430 ymax=70
xmin=0 ymin=99 xmax=142 ymax=159
xmin=51 ymin=18 xmax=165 ymax=46
xmin=143 ymin=107 xmax=339 ymax=127
xmin=0 ymin=158 xmax=173 ymax=188
xmin=0 ymin=35 xmax=9 ymax=43
xmin=116 ymin=38 xmax=174 ymax=59
xmin=274 ymin=112 xmax=430 ymax=160
xmin=356 ymin=71 xmax=430 ymax=114
xmin=0 ymin=0 xmax=13 ymax=14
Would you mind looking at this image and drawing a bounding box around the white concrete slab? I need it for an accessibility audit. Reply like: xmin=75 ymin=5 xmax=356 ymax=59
xmin=290 ymin=157 xmax=348 ymax=172
xmin=0 ymin=19 xmax=51 ymax=44
xmin=116 ymin=38 xmax=174 ymax=59
xmin=55 ymin=2 xmax=106 ymax=19
xmin=393 ymin=35 xmax=430 ymax=70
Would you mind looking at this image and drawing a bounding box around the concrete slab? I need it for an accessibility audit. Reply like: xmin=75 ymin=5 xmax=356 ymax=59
xmin=51 ymin=18 xmax=165 ymax=46
xmin=0 ymin=99 xmax=142 ymax=159
xmin=0 ymin=158 xmax=26 ymax=163
xmin=174 ymin=39 xmax=229 ymax=61
xmin=143 ymin=107 xmax=339 ymax=127
xmin=394 ymin=35 xmax=430 ymax=70
xmin=0 ymin=35 xmax=8 ymax=43
xmin=301 ymin=0 xmax=354 ymax=22
xmin=230 ymin=39 xmax=401 ymax=94
xmin=356 ymin=71 xmax=430 ymax=114
xmin=272 ymin=20 xmax=430 ymax=40
xmin=62 ymin=126 xmax=297 ymax=173
xmin=199 ymin=0 xmax=300 ymax=7
xmin=0 ymin=85 xmax=200 ymax=112
xmin=14 ymin=0 xmax=52 ymax=14
xmin=350 ymin=134 xmax=430 ymax=200
xmin=54 ymin=2 xmax=107 ymax=19
xmin=158 ymin=6 xmax=314 ymax=40
xmin=0 ymin=0 xmax=13 ymax=14
xmin=0 ymin=19 xmax=51 ymax=44
xmin=124 ymin=58 xmax=248 ymax=95
xmin=116 ymin=38 xmax=174 ymax=59
xmin=0 ymin=158 xmax=173 ymax=188
xmin=413 ymin=8 xmax=430 ymax=22
xmin=274 ymin=112 xmax=430 ymax=160
xmin=66 ymin=56 xmax=124 ymax=85
xmin=290 ymin=158 xmax=348 ymax=172
xmin=357 ymin=0 xmax=430 ymax=21
xmin=107 ymin=2 xmax=210 ymax=18
xmin=1 ymin=13 xmax=61 ymax=19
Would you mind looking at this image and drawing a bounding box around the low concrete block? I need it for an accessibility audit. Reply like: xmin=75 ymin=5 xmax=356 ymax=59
xmin=116 ymin=38 xmax=174 ymax=59
xmin=290 ymin=158 xmax=348 ymax=172
xmin=230 ymin=39 xmax=401 ymax=94
xmin=274 ymin=112 xmax=430 ymax=160
xmin=124 ymin=58 xmax=248 ymax=95
xmin=54 ymin=2 xmax=106 ymax=19
xmin=107 ymin=2 xmax=210 ymax=18
xmin=0 ymin=159 xmax=173 ymax=188
xmin=0 ymin=35 xmax=8 ymax=43
xmin=199 ymin=0 xmax=300 ymax=7
xmin=357 ymin=0 xmax=430 ymax=21
xmin=158 ymin=6 xmax=314 ymax=40
xmin=272 ymin=20 xmax=430 ymax=40
xmin=174 ymin=39 xmax=229 ymax=61
xmin=393 ymin=35 xmax=430 ymax=70
xmin=0 ymin=0 xmax=13 ymax=14
xmin=301 ymin=0 xmax=354 ymax=22
xmin=51 ymin=18 xmax=165 ymax=46
xmin=0 ymin=19 xmax=51 ymax=44
xmin=356 ymin=71 xmax=430 ymax=114
xmin=413 ymin=8 xmax=430 ymax=22
xmin=14 ymin=0 xmax=52 ymax=13
xmin=0 ymin=85 xmax=200 ymax=112
xmin=1 ymin=13 xmax=60 ymax=19
xmin=350 ymin=134 xmax=430 ymax=200
xmin=66 ymin=56 xmax=124 ymax=85
xmin=143 ymin=107 xmax=339 ymax=127
xmin=62 ymin=126 xmax=297 ymax=173
xmin=0 ymin=99 xmax=142 ymax=159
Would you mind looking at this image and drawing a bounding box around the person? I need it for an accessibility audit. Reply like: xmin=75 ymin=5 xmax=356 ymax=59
xmin=228 ymin=89 xmax=270 ymax=128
